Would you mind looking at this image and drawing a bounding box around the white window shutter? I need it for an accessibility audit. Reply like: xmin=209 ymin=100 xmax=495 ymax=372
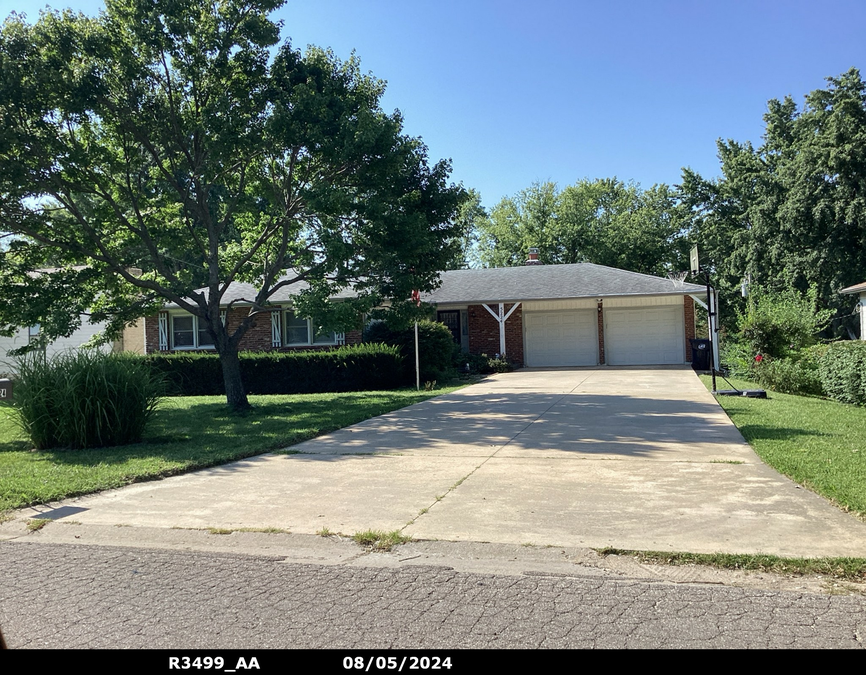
xmin=336 ymin=332 xmax=346 ymax=345
xmin=220 ymin=310 xmax=227 ymax=326
xmin=158 ymin=312 xmax=169 ymax=351
xmin=271 ymin=311 xmax=282 ymax=348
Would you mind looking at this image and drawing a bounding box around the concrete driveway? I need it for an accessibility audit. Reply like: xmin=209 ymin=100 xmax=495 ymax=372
xmin=12 ymin=367 xmax=866 ymax=557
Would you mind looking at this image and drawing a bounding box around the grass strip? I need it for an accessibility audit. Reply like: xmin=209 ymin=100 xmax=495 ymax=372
xmin=597 ymin=547 xmax=866 ymax=580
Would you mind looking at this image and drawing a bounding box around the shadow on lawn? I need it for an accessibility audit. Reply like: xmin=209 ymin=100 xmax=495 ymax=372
xmin=0 ymin=438 xmax=31 ymax=453
xmin=733 ymin=423 xmax=834 ymax=443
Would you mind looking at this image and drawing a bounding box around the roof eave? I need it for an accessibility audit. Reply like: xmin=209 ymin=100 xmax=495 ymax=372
xmin=428 ymin=289 xmax=708 ymax=305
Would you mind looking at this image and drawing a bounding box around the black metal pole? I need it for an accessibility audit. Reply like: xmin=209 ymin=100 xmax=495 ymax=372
xmin=703 ymin=267 xmax=717 ymax=393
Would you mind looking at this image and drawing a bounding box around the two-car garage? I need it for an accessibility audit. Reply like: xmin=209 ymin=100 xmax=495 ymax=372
xmin=522 ymin=298 xmax=687 ymax=367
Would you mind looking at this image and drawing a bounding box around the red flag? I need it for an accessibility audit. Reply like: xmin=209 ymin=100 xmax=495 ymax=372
xmin=411 ymin=289 xmax=420 ymax=307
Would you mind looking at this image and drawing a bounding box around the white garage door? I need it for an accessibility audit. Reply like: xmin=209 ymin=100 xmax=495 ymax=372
xmin=524 ymin=310 xmax=598 ymax=367
xmin=605 ymin=307 xmax=684 ymax=365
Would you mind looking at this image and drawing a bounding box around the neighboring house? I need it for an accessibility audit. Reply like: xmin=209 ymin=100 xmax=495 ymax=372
xmin=424 ymin=259 xmax=707 ymax=368
xmin=840 ymin=281 xmax=866 ymax=339
xmin=0 ymin=319 xmax=116 ymax=366
xmin=0 ymin=265 xmax=146 ymax=364
xmin=146 ymin=262 xmax=709 ymax=369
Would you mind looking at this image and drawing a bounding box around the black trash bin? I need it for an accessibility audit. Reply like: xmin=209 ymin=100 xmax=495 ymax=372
xmin=690 ymin=339 xmax=711 ymax=371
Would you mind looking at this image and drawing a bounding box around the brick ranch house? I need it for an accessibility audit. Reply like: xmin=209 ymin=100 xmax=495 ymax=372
xmin=140 ymin=262 xmax=709 ymax=368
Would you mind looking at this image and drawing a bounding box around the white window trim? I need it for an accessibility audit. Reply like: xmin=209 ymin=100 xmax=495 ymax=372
xmin=170 ymin=312 xmax=216 ymax=351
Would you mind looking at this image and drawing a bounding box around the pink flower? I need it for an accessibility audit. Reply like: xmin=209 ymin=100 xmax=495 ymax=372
xmin=754 ymin=354 xmax=763 ymax=363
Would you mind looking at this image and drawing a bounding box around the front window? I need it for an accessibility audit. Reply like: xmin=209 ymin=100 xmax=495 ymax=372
xmin=172 ymin=315 xmax=195 ymax=347
xmin=171 ymin=314 xmax=214 ymax=349
xmin=284 ymin=311 xmax=336 ymax=346
xmin=285 ymin=311 xmax=310 ymax=345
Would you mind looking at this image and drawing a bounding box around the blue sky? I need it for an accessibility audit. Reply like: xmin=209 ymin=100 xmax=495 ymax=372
xmin=4 ymin=1 xmax=865 ymax=207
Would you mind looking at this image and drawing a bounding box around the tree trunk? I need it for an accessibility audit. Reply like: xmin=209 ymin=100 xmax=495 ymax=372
xmin=217 ymin=344 xmax=251 ymax=412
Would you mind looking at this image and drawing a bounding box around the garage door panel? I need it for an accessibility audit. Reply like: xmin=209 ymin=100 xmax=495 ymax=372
xmin=605 ymin=307 xmax=684 ymax=365
xmin=525 ymin=310 xmax=597 ymax=367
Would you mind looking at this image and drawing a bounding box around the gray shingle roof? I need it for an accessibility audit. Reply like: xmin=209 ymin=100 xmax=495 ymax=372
xmin=166 ymin=263 xmax=705 ymax=309
xmin=165 ymin=274 xmax=355 ymax=309
xmin=423 ymin=263 xmax=705 ymax=304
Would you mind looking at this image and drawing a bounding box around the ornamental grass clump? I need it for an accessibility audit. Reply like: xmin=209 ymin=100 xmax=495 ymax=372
xmin=10 ymin=350 xmax=164 ymax=450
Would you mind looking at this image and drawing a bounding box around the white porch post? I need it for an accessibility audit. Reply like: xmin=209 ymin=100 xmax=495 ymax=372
xmin=481 ymin=302 xmax=521 ymax=357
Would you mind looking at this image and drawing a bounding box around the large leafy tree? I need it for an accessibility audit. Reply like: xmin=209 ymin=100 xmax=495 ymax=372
xmin=679 ymin=68 xmax=866 ymax=334
xmin=475 ymin=179 xmax=688 ymax=276
xmin=443 ymin=187 xmax=485 ymax=270
xmin=0 ymin=0 xmax=466 ymax=410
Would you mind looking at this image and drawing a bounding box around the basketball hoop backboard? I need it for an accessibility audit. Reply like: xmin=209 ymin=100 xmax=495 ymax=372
xmin=690 ymin=245 xmax=700 ymax=275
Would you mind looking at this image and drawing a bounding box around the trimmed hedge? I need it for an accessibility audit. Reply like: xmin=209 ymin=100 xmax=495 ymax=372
xmin=147 ymin=343 xmax=404 ymax=396
xmin=818 ymin=341 xmax=866 ymax=405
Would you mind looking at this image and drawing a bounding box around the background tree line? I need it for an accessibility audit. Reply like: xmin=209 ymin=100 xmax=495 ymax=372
xmin=465 ymin=179 xmax=689 ymax=278
xmin=456 ymin=68 xmax=866 ymax=338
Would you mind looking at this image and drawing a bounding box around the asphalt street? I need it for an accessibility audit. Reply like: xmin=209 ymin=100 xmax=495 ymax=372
xmin=2 ymin=538 xmax=864 ymax=651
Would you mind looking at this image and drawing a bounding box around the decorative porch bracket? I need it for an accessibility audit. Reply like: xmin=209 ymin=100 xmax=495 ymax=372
xmin=688 ymin=294 xmax=708 ymax=310
xmin=481 ymin=302 xmax=521 ymax=358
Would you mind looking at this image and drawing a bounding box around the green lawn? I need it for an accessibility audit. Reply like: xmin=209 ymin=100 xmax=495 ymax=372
xmin=0 ymin=386 xmax=462 ymax=512
xmin=702 ymin=375 xmax=866 ymax=517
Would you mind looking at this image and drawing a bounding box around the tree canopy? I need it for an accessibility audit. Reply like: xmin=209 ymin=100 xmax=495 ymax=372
xmin=0 ymin=0 xmax=467 ymax=409
xmin=474 ymin=179 xmax=688 ymax=277
xmin=679 ymin=68 xmax=866 ymax=334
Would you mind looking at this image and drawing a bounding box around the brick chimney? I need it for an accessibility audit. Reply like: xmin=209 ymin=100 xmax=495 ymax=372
xmin=525 ymin=247 xmax=542 ymax=265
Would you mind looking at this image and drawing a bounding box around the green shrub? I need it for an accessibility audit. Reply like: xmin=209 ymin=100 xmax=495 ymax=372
xmin=451 ymin=352 xmax=516 ymax=375
xmin=363 ymin=320 xmax=456 ymax=382
xmin=818 ymin=341 xmax=866 ymax=405
xmin=720 ymin=340 xmax=756 ymax=378
xmin=147 ymin=343 xmax=404 ymax=396
xmin=9 ymin=350 xmax=164 ymax=450
xmin=485 ymin=356 xmax=514 ymax=373
xmin=454 ymin=352 xmax=492 ymax=375
xmin=753 ymin=355 xmax=824 ymax=397
xmin=737 ymin=286 xmax=833 ymax=359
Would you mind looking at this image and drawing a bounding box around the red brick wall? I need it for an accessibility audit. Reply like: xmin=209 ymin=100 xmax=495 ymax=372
xmin=230 ymin=307 xmax=274 ymax=351
xmin=684 ymin=295 xmax=695 ymax=362
xmin=467 ymin=303 xmax=524 ymax=367
xmin=597 ymin=301 xmax=605 ymax=365
xmin=144 ymin=314 xmax=160 ymax=353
